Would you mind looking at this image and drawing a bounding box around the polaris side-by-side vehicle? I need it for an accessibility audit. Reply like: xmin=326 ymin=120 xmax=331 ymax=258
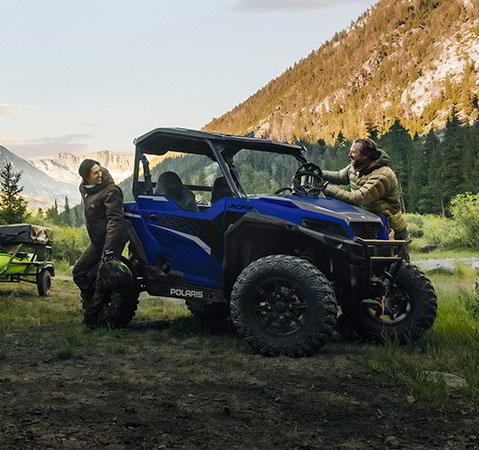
xmin=101 ymin=128 xmax=437 ymax=356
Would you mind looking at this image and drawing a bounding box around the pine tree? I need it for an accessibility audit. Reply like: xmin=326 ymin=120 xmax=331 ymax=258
xmin=418 ymin=130 xmax=442 ymax=214
xmin=46 ymin=199 xmax=60 ymax=224
xmin=0 ymin=161 xmax=29 ymax=224
xmin=440 ymin=108 xmax=467 ymax=213
xmin=377 ymin=121 xmax=413 ymax=210
xmin=63 ymin=196 xmax=72 ymax=226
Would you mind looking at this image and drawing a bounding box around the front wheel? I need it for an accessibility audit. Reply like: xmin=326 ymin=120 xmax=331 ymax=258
xmin=230 ymin=255 xmax=337 ymax=357
xmin=343 ymin=263 xmax=437 ymax=343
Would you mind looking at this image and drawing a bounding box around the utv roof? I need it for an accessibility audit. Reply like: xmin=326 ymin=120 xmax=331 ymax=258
xmin=134 ymin=127 xmax=306 ymax=160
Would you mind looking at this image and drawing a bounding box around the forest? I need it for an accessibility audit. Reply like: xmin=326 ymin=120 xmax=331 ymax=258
xmin=117 ymin=108 xmax=478 ymax=217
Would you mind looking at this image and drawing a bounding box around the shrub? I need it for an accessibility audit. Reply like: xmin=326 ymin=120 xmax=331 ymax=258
xmin=408 ymin=222 xmax=424 ymax=238
xmin=51 ymin=225 xmax=90 ymax=265
xmin=420 ymin=214 xmax=462 ymax=248
xmin=450 ymin=193 xmax=479 ymax=248
xmin=405 ymin=213 xmax=424 ymax=228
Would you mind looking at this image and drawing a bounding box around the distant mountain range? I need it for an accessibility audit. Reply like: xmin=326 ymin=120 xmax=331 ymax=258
xmin=0 ymin=147 xmax=134 ymax=210
xmin=0 ymin=145 xmax=81 ymax=210
xmin=30 ymin=150 xmax=133 ymax=186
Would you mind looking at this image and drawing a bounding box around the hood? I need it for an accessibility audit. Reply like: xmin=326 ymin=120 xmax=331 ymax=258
xmin=79 ymin=168 xmax=115 ymax=198
xmin=359 ymin=148 xmax=391 ymax=175
xmin=251 ymin=194 xmax=383 ymax=225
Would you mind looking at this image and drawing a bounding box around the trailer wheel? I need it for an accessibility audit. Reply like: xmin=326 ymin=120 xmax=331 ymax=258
xmin=37 ymin=269 xmax=51 ymax=297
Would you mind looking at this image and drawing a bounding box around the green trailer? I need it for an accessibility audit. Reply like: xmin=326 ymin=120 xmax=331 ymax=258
xmin=0 ymin=224 xmax=55 ymax=296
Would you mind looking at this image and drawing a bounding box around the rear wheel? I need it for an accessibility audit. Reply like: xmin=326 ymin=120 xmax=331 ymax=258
xmin=37 ymin=270 xmax=51 ymax=297
xmin=343 ymin=263 xmax=437 ymax=343
xmin=230 ymin=255 xmax=337 ymax=357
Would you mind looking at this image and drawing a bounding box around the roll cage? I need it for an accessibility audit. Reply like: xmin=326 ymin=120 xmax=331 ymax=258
xmin=131 ymin=127 xmax=307 ymax=199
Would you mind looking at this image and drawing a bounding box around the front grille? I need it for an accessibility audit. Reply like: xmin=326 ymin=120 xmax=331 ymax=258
xmin=349 ymin=222 xmax=380 ymax=239
xmin=302 ymin=218 xmax=345 ymax=236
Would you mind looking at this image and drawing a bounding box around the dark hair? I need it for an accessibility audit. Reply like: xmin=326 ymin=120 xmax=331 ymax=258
xmin=353 ymin=138 xmax=380 ymax=160
xmin=78 ymin=159 xmax=101 ymax=180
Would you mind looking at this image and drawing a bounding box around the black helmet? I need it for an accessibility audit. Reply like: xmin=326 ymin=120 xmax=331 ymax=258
xmin=99 ymin=259 xmax=133 ymax=292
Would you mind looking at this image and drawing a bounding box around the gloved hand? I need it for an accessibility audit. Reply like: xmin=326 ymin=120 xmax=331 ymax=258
xmin=102 ymin=249 xmax=116 ymax=263
xmin=320 ymin=180 xmax=331 ymax=196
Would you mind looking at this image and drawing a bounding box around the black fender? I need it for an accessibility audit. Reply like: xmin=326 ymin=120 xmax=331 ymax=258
xmin=223 ymin=212 xmax=365 ymax=300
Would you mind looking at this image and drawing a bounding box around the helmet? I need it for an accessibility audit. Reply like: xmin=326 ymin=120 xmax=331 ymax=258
xmin=99 ymin=258 xmax=133 ymax=292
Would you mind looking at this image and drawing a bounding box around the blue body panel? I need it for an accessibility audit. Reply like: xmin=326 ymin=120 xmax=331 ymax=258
xmin=125 ymin=193 xmax=388 ymax=289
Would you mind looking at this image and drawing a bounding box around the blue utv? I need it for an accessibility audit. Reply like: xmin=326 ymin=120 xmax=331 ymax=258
xmin=118 ymin=128 xmax=437 ymax=357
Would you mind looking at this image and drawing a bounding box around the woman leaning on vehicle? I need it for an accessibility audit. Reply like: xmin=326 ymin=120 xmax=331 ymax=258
xmin=72 ymin=159 xmax=127 ymax=329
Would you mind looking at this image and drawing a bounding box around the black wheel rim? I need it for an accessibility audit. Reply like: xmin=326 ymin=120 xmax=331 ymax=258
xmin=251 ymin=277 xmax=309 ymax=336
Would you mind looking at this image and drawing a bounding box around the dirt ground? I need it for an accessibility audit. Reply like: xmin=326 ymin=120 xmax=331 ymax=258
xmin=0 ymin=281 xmax=478 ymax=449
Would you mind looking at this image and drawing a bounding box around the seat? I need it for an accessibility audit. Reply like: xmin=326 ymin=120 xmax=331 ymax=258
xmin=211 ymin=177 xmax=234 ymax=204
xmin=154 ymin=171 xmax=199 ymax=212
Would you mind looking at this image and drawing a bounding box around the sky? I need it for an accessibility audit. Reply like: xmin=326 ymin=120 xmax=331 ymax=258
xmin=0 ymin=0 xmax=377 ymax=159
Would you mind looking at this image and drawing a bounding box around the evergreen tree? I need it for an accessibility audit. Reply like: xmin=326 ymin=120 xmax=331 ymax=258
xmin=0 ymin=161 xmax=29 ymax=224
xmin=440 ymin=108 xmax=467 ymax=213
xmin=46 ymin=199 xmax=60 ymax=224
xmin=63 ymin=196 xmax=72 ymax=226
xmin=377 ymin=121 xmax=413 ymax=210
xmin=462 ymin=121 xmax=479 ymax=193
xmin=73 ymin=205 xmax=84 ymax=227
xmin=418 ymin=130 xmax=442 ymax=214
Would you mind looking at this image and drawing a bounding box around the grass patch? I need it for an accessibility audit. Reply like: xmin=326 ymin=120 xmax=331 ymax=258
xmin=55 ymin=345 xmax=74 ymax=360
xmin=136 ymin=296 xmax=189 ymax=321
xmin=410 ymin=240 xmax=479 ymax=260
xmin=0 ymin=327 xmax=7 ymax=361
xmin=53 ymin=259 xmax=73 ymax=276
xmin=364 ymin=270 xmax=479 ymax=410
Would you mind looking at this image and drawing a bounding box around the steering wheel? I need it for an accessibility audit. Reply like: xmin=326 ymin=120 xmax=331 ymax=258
xmin=291 ymin=162 xmax=325 ymax=197
xmin=273 ymin=186 xmax=293 ymax=195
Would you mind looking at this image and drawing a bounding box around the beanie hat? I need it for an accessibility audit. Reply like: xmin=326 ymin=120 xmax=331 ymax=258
xmin=78 ymin=159 xmax=100 ymax=180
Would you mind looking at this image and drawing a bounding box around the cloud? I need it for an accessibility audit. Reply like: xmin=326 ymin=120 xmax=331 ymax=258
xmin=0 ymin=104 xmax=22 ymax=121
xmin=234 ymin=0 xmax=371 ymax=12
xmin=0 ymin=134 xmax=92 ymax=159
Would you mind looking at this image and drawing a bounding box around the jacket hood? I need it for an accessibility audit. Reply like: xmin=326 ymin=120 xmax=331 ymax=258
xmin=79 ymin=168 xmax=115 ymax=198
xmin=360 ymin=148 xmax=391 ymax=175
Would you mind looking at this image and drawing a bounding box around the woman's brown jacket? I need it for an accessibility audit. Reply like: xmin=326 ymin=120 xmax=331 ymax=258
xmin=79 ymin=168 xmax=127 ymax=254
xmin=322 ymin=150 xmax=407 ymax=233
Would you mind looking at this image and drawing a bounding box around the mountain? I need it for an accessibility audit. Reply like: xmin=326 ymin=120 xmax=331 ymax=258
xmin=0 ymin=146 xmax=81 ymax=210
xmin=74 ymin=0 xmax=479 ymax=219
xmin=30 ymin=150 xmax=133 ymax=186
xmin=203 ymin=0 xmax=479 ymax=144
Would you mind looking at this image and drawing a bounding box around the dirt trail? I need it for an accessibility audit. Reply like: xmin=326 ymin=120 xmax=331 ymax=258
xmin=1 ymin=281 xmax=478 ymax=449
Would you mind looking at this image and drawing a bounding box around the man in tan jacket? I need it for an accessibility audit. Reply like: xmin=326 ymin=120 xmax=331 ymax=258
xmin=322 ymin=138 xmax=408 ymax=239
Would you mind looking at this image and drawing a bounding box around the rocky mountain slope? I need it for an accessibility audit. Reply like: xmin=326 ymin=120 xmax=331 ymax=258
xmin=0 ymin=146 xmax=81 ymax=209
xmin=30 ymin=150 xmax=133 ymax=185
xmin=203 ymin=0 xmax=479 ymax=144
